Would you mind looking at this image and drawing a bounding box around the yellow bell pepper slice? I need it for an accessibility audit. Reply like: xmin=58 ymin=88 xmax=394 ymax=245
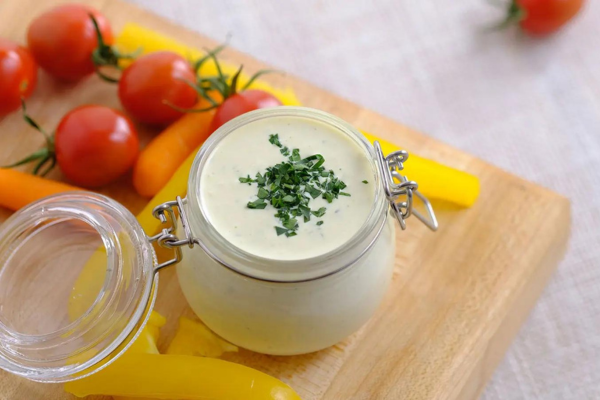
xmin=146 ymin=310 xmax=166 ymax=343
xmin=166 ymin=317 xmax=238 ymax=357
xmin=116 ymin=23 xmax=301 ymax=107
xmin=125 ymin=326 xmax=159 ymax=355
xmin=114 ymin=311 xmax=166 ymax=400
xmin=64 ymin=353 xmax=301 ymax=400
xmin=361 ymin=131 xmax=480 ymax=208
xmin=125 ymin=311 xmax=166 ymax=355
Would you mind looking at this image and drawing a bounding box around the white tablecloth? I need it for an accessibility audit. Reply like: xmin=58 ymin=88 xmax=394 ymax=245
xmin=124 ymin=1 xmax=600 ymax=398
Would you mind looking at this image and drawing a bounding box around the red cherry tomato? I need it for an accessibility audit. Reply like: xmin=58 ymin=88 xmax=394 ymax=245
xmin=55 ymin=106 xmax=139 ymax=187
xmin=27 ymin=4 xmax=113 ymax=81
xmin=210 ymin=90 xmax=283 ymax=131
xmin=0 ymin=38 xmax=38 ymax=117
xmin=118 ymin=52 xmax=198 ymax=126
xmin=514 ymin=0 xmax=584 ymax=35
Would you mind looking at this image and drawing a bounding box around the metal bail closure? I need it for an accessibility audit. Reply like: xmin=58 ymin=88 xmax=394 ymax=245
xmin=374 ymin=141 xmax=438 ymax=231
xmin=148 ymin=196 xmax=199 ymax=271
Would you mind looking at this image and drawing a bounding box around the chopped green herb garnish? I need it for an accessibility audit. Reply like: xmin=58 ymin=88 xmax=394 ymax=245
xmin=275 ymin=226 xmax=288 ymax=236
xmin=293 ymin=163 xmax=308 ymax=171
xmin=362 ymin=180 xmax=368 ymax=184
xmin=239 ymin=175 xmax=254 ymax=184
xmin=257 ymin=187 xmax=269 ymax=199
xmin=269 ymin=134 xmax=282 ymax=147
xmin=282 ymin=218 xmax=298 ymax=230
xmin=312 ymin=207 xmax=326 ymax=217
xmin=289 ymin=148 xmax=301 ymax=162
xmin=241 ymin=135 xmax=350 ymax=236
xmin=298 ymin=205 xmax=311 ymax=222
xmin=247 ymin=199 xmax=267 ymax=209
xmin=306 ymin=185 xmax=321 ymax=199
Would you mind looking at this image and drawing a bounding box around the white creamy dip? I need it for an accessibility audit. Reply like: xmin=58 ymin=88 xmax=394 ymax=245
xmin=199 ymin=115 xmax=375 ymax=260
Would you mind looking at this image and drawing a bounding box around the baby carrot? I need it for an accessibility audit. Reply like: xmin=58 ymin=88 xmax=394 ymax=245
xmin=0 ymin=168 xmax=82 ymax=211
xmin=132 ymin=96 xmax=220 ymax=198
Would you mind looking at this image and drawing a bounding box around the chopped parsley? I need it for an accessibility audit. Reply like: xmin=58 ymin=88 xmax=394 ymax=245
xmin=362 ymin=180 xmax=369 ymax=184
xmin=240 ymin=133 xmax=352 ymax=237
xmin=247 ymin=199 xmax=267 ymax=209
xmin=311 ymin=207 xmax=326 ymax=218
xmin=268 ymin=134 xmax=282 ymax=147
xmin=239 ymin=175 xmax=254 ymax=184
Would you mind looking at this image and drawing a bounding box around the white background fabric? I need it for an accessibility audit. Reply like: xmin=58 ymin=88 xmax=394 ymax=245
xmin=123 ymin=1 xmax=600 ymax=398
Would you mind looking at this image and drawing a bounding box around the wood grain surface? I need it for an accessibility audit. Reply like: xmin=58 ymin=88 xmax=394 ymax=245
xmin=0 ymin=0 xmax=571 ymax=399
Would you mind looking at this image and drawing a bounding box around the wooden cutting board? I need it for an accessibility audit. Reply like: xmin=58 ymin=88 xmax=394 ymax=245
xmin=0 ymin=0 xmax=570 ymax=399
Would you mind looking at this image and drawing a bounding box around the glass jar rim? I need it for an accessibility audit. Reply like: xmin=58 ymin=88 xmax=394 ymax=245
xmin=187 ymin=107 xmax=390 ymax=283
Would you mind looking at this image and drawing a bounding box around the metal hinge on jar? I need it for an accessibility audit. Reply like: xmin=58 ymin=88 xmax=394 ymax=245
xmin=147 ymin=196 xmax=199 ymax=271
xmin=374 ymin=141 xmax=438 ymax=231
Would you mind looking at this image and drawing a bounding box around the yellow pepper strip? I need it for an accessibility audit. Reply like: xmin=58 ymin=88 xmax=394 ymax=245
xmin=361 ymin=131 xmax=480 ymax=207
xmin=64 ymin=353 xmax=301 ymax=400
xmin=115 ymin=23 xmax=301 ymax=107
xmin=110 ymin=325 xmax=160 ymax=400
xmin=122 ymin=326 xmax=159 ymax=355
xmin=167 ymin=317 xmax=238 ymax=357
xmin=148 ymin=310 xmax=167 ymax=326
xmin=124 ymin=311 xmax=166 ymax=355
xmin=114 ymin=311 xmax=166 ymax=400
xmin=146 ymin=310 xmax=166 ymax=343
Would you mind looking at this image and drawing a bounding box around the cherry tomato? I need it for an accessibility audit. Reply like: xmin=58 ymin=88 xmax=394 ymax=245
xmin=0 ymin=38 xmax=38 ymax=117
xmin=27 ymin=4 xmax=113 ymax=81
xmin=513 ymin=0 xmax=584 ymax=35
xmin=210 ymin=90 xmax=282 ymax=131
xmin=118 ymin=52 xmax=198 ymax=126
xmin=55 ymin=106 xmax=139 ymax=187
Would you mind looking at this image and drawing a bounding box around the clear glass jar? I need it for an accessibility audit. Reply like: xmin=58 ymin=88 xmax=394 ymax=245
xmin=0 ymin=107 xmax=436 ymax=381
xmin=179 ymin=107 xmax=398 ymax=355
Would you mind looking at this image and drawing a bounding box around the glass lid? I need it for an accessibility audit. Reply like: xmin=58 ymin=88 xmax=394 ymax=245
xmin=0 ymin=192 xmax=156 ymax=382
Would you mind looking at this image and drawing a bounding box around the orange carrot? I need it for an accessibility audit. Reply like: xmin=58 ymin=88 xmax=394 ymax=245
xmin=133 ymin=96 xmax=220 ymax=198
xmin=0 ymin=168 xmax=82 ymax=211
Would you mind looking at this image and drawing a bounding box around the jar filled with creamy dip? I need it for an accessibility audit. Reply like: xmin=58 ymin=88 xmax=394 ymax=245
xmin=0 ymin=107 xmax=436 ymax=382
xmin=176 ymin=107 xmax=437 ymax=355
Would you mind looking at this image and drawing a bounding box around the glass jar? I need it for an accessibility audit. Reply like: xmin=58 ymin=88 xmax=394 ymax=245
xmin=0 ymin=107 xmax=436 ymax=381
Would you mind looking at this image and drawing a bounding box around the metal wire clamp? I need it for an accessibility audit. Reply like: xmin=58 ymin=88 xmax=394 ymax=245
xmin=374 ymin=141 xmax=438 ymax=231
xmin=147 ymin=196 xmax=199 ymax=271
